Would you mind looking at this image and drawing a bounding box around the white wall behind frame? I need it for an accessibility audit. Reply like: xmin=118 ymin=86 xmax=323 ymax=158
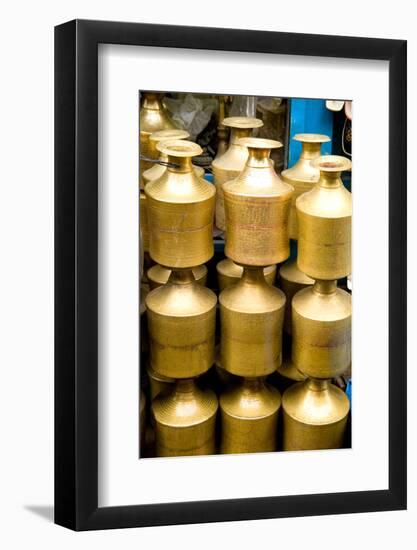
xmin=0 ymin=1 xmax=415 ymax=549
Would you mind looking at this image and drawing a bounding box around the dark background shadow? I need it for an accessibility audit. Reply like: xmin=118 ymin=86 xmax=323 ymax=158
xmin=24 ymin=505 xmax=54 ymax=523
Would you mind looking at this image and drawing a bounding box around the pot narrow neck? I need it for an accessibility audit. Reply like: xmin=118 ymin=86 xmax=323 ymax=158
xmin=313 ymin=279 xmax=337 ymax=295
xmin=230 ymin=127 xmax=253 ymax=146
xmin=306 ymin=378 xmax=330 ymax=391
xmin=318 ymin=171 xmax=343 ymax=188
xmin=246 ymin=147 xmax=272 ymax=169
xmin=300 ymin=142 xmax=322 ymax=160
xmin=175 ymin=378 xmax=197 ymax=396
xmin=166 ymin=155 xmax=193 ymax=173
xmin=168 ymin=268 xmax=195 ymax=285
xmin=242 ymin=376 xmax=266 ymax=392
xmin=142 ymin=92 xmax=161 ymax=111
xmin=241 ymin=266 xmax=267 ymax=285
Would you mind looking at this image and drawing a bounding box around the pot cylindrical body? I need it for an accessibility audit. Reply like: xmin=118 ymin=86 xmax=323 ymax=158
xmin=216 ymin=258 xmax=276 ymax=291
xmin=278 ymin=259 xmax=314 ymax=334
xmin=139 ymin=93 xmax=175 ymax=178
xmin=148 ymin=263 xmax=207 ymax=290
xmin=152 ymin=379 xmax=218 ymax=457
xmin=296 ymin=155 xmax=352 ymax=280
xmin=224 ymin=138 xmax=293 ymax=266
xmin=281 ymin=134 xmax=330 ymax=240
xmin=220 ymin=266 xmax=286 ymax=377
xmin=145 ymin=140 xmax=215 ymax=268
xmin=220 ymin=377 xmax=281 ymax=454
xmin=146 ymin=269 xmax=217 ymax=379
xmin=292 ymin=280 xmax=351 ymax=379
xmin=212 ymin=117 xmax=263 ymax=231
xmin=282 ymin=378 xmax=350 ymax=450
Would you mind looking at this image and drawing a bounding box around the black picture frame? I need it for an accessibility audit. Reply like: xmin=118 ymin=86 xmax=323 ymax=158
xmin=55 ymin=19 xmax=407 ymax=531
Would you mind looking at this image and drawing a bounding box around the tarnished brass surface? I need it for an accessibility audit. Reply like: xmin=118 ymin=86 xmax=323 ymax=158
xmin=220 ymin=266 xmax=286 ymax=377
xmin=145 ymin=140 xmax=216 ymax=268
xmin=148 ymin=263 xmax=207 ymax=290
xmin=139 ymin=92 xmax=175 ymax=177
xmin=224 ymin=138 xmax=293 ymax=266
xmin=282 ymin=378 xmax=350 ymax=451
xmin=220 ymin=377 xmax=281 ymax=454
xmin=212 ymin=116 xmax=263 ymax=231
xmin=142 ymin=129 xmax=204 ymax=185
xmin=153 ymin=379 xmax=218 ymax=457
xmin=281 ymin=133 xmax=330 ymax=239
xmin=146 ymin=269 xmax=217 ymax=379
xmin=278 ymin=259 xmax=314 ymax=334
xmin=140 ymin=389 xmax=146 ymax=453
xmin=139 ymin=190 xmax=150 ymax=252
xmin=292 ymin=280 xmax=351 ymax=379
xmin=277 ymin=357 xmax=307 ymax=382
xmin=147 ymin=365 xmax=175 ymax=401
xmin=216 ymin=258 xmax=276 ymax=291
xmin=297 ymin=155 xmax=352 ymax=280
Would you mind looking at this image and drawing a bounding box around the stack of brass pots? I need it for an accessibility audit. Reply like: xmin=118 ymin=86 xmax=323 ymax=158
xmin=145 ymin=140 xmax=218 ymax=456
xmin=282 ymin=155 xmax=352 ymax=451
xmin=219 ymin=137 xmax=293 ymax=454
xmin=212 ymin=116 xmax=263 ymax=232
xmin=281 ymin=133 xmax=330 ymax=240
xmin=139 ymin=92 xmax=175 ymax=177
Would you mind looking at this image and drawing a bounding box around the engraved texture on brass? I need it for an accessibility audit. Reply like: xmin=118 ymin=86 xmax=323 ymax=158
xmin=148 ymin=263 xmax=207 ymax=290
xmin=292 ymin=280 xmax=351 ymax=379
xmin=223 ymin=138 xmax=293 ymax=266
xmin=278 ymin=259 xmax=314 ymax=334
xmin=140 ymin=92 xmax=175 ymax=177
xmin=145 ymin=140 xmax=215 ymax=268
xmin=152 ymin=379 xmax=218 ymax=457
xmin=220 ymin=377 xmax=281 ymax=454
xmin=146 ymin=269 xmax=217 ymax=379
xmin=220 ymin=266 xmax=286 ymax=377
xmin=212 ymin=116 xmax=263 ymax=231
xmin=281 ymin=133 xmax=330 ymax=239
xmin=216 ymin=258 xmax=276 ymax=291
xmin=282 ymin=378 xmax=350 ymax=450
xmin=296 ymin=155 xmax=352 ymax=280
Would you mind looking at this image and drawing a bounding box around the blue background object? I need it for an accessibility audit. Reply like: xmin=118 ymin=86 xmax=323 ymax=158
xmin=288 ymin=98 xmax=333 ymax=168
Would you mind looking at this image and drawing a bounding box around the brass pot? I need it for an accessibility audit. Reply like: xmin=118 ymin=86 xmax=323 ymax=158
xmin=147 ymin=365 xmax=175 ymax=401
xmin=216 ymin=258 xmax=276 ymax=291
xmin=223 ymin=138 xmax=293 ymax=266
xmin=278 ymin=259 xmax=314 ymax=334
xmin=220 ymin=377 xmax=281 ymax=454
xmin=277 ymin=357 xmax=306 ymax=383
xmin=147 ymin=263 xmax=207 ymax=290
xmin=220 ymin=266 xmax=286 ymax=377
xmin=140 ymin=92 xmax=175 ymax=179
xmin=282 ymin=378 xmax=350 ymax=451
xmin=142 ymin=129 xmax=204 ymax=185
xmin=281 ymin=133 xmax=330 ymax=239
xmin=146 ymin=269 xmax=217 ymax=379
xmin=214 ymin=95 xmax=229 ymax=160
xmin=152 ymin=378 xmax=218 ymax=457
xmin=292 ymin=280 xmax=351 ymax=379
xmin=212 ymin=116 xmax=263 ymax=231
xmin=145 ymin=140 xmax=215 ymax=269
xmin=296 ymin=155 xmax=352 ymax=280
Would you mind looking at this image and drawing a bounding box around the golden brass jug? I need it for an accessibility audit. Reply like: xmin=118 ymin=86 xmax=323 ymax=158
xmin=146 ymin=269 xmax=217 ymax=379
xmin=220 ymin=377 xmax=281 ymax=454
xmin=278 ymin=259 xmax=314 ymax=335
xmin=145 ymin=140 xmax=216 ymax=268
xmin=281 ymin=133 xmax=330 ymax=239
xmin=297 ymin=155 xmax=352 ymax=280
xmin=147 ymin=263 xmax=207 ymax=290
xmin=212 ymin=116 xmax=263 ymax=231
xmin=152 ymin=378 xmax=218 ymax=457
xmin=292 ymin=280 xmax=351 ymax=379
xmin=223 ymin=138 xmax=293 ymax=266
xmin=216 ymin=258 xmax=276 ymax=291
xmin=140 ymin=92 xmax=175 ymax=177
xmin=282 ymin=378 xmax=350 ymax=450
xmin=220 ymin=266 xmax=286 ymax=377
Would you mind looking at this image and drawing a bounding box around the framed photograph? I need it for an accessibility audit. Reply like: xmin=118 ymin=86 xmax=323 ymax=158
xmin=55 ymin=19 xmax=407 ymax=531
